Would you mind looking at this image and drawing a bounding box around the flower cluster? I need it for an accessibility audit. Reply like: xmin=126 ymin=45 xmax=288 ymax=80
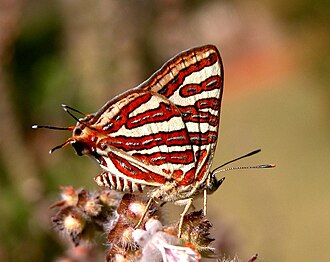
xmin=52 ymin=186 xmax=121 ymax=246
xmin=51 ymin=187 xmax=225 ymax=261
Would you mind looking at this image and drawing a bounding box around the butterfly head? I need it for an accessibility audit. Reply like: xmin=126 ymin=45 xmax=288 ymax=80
xmin=32 ymin=104 xmax=101 ymax=157
xmin=206 ymin=173 xmax=225 ymax=194
xmin=69 ymin=122 xmax=92 ymax=156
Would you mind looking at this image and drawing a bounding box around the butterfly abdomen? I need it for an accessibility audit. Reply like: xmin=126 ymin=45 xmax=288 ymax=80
xmin=94 ymin=172 xmax=145 ymax=193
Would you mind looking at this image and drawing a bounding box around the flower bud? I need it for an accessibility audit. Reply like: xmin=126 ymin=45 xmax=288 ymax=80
xmin=83 ymin=195 xmax=102 ymax=217
xmin=52 ymin=206 xmax=86 ymax=245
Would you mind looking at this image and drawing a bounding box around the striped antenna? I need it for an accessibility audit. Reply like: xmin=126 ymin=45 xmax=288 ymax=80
xmin=211 ymin=149 xmax=275 ymax=176
xmin=212 ymin=164 xmax=275 ymax=175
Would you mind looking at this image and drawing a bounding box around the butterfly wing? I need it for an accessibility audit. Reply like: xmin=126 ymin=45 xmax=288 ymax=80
xmin=91 ymin=45 xmax=223 ymax=192
xmin=139 ymin=45 xmax=224 ymax=186
xmin=91 ymin=89 xmax=197 ymax=191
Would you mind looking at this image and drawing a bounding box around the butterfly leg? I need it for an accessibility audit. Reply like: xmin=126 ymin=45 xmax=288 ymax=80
xmin=203 ymin=189 xmax=208 ymax=216
xmin=178 ymin=198 xmax=193 ymax=238
xmin=135 ymin=198 xmax=154 ymax=229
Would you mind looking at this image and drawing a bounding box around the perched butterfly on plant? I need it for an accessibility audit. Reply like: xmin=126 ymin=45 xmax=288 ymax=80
xmin=33 ymin=45 xmax=274 ymax=237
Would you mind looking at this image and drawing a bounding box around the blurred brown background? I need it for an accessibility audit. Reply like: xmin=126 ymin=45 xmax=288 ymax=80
xmin=0 ymin=0 xmax=329 ymax=261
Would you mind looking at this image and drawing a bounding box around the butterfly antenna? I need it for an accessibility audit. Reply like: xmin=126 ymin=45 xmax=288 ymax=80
xmin=211 ymin=149 xmax=275 ymax=176
xmin=212 ymin=149 xmax=261 ymax=172
xmin=49 ymin=138 xmax=73 ymax=154
xmin=61 ymin=104 xmax=84 ymax=123
xmin=61 ymin=104 xmax=87 ymax=116
xmin=32 ymin=124 xmax=74 ymax=131
xmin=212 ymin=164 xmax=275 ymax=176
xmin=62 ymin=104 xmax=100 ymax=133
xmin=32 ymin=105 xmax=87 ymax=131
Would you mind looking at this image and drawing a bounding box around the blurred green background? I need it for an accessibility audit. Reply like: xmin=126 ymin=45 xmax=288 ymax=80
xmin=0 ymin=0 xmax=329 ymax=261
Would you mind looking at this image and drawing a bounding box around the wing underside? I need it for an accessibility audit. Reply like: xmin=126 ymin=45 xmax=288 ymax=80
xmin=92 ymin=45 xmax=223 ymax=190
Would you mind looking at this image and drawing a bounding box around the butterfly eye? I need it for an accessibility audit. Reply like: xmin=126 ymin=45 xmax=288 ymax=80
xmin=73 ymin=127 xmax=82 ymax=136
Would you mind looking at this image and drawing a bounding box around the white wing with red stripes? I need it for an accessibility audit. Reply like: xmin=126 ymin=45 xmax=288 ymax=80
xmin=80 ymin=45 xmax=223 ymax=193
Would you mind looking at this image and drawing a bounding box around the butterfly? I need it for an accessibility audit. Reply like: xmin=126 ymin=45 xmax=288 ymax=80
xmin=34 ymin=45 xmax=230 ymax=237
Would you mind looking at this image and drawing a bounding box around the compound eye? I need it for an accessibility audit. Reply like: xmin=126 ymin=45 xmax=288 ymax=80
xmin=73 ymin=127 xmax=82 ymax=136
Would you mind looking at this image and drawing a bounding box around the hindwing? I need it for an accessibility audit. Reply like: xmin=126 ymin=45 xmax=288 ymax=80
xmin=140 ymin=45 xmax=224 ymax=185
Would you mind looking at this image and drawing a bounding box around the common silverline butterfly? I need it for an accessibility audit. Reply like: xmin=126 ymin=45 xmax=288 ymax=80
xmin=33 ymin=45 xmax=274 ymax=237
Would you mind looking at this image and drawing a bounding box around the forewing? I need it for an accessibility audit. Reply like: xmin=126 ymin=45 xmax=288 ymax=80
xmin=139 ymin=45 xmax=224 ymax=184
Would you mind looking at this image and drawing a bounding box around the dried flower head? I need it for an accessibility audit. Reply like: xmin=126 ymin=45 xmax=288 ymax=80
xmin=116 ymin=194 xmax=156 ymax=225
xmin=52 ymin=206 xmax=86 ymax=245
xmin=51 ymin=186 xmax=80 ymax=208
xmin=180 ymin=210 xmax=215 ymax=256
xmin=51 ymin=188 xmax=238 ymax=261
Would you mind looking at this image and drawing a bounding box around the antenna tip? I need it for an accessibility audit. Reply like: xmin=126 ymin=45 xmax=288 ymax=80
xmin=48 ymin=149 xmax=53 ymax=154
xmin=32 ymin=124 xmax=38 ymax=129
xmin=253 ymin=149 xmax=261 ymax=154
xmin=262 ymin=164 xmax=276 ymax=168
xmin=61 ymin=104 xmax=68 ymax=111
